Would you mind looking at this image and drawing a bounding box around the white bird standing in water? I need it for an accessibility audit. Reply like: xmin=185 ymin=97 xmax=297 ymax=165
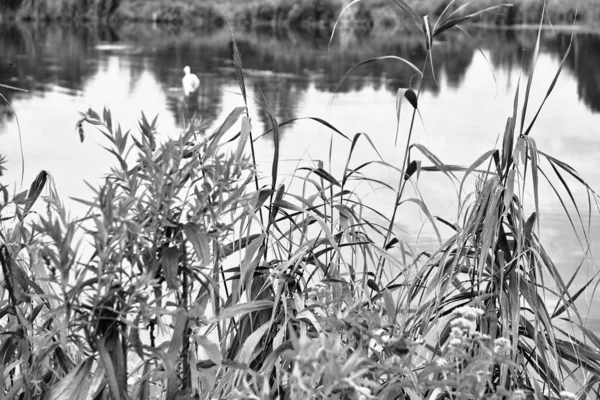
xmin=182 ymin=66 xmax=200 ymax=96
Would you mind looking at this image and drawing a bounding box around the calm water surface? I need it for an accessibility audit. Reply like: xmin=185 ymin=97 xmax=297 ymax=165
xmin=1 ymin=23 xmax=600 ymax=325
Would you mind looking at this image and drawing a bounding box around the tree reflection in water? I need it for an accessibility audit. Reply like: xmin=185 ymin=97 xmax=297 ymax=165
xmin=0 ymin=22 xmax=599 ymax=134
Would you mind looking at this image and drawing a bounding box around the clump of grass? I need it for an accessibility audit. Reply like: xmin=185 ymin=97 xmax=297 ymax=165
xmin=0 ymin=0 xmax=599 ymax=399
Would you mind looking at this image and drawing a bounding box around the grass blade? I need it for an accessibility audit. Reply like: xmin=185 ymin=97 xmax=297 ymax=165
xmin=329 ymin=0 xmax=363 ymax=51
xmin=390 ymin=0 xmax=423 ymax=29
xmin=523 ymin=26 xmax=574 ymax=136
xmin=334 ymin=56 xmax=422 ymax=96
xmin=520 ymin=0 xmax=546 ymax=136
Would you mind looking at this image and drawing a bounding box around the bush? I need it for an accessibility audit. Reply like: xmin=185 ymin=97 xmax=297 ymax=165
xmin=287 ymin=0 xmax=340 ymax=27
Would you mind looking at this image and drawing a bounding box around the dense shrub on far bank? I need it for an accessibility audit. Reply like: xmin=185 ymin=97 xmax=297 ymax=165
xmin=111 ymin=0 xmax=340 ymax=29
xmin=227 ymin=0 xmax=340 ymax=28
xmin=0 ymin=0 xmax=120 ymax=21
xmin=2 ymin=0 xmax=600 ymax=28
xmin=114 ymin=0 xmax=225 ymax=27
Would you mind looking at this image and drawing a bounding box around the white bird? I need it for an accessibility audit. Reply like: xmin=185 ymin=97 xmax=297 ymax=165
xmin=182 ymin=66 xmax=200 ymax=96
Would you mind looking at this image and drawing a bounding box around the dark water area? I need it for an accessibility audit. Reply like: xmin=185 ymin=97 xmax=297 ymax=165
xmin=1 ymin=22 xmax=600 ymax=326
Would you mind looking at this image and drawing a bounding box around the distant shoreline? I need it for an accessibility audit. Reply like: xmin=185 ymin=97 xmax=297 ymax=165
xmin=0 ymin=0 xmax=598 ymax=32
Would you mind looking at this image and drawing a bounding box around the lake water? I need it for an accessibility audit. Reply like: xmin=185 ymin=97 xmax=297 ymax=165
xmin=1 ymin=22 xmax=600 ymax=326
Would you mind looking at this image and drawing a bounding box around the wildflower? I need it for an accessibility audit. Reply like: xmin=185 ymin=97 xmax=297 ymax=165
xmin=451 ymin=317 xmax=476 ymax=335
xmin=379 ymin=332 xmax=391 ymax=344
xmin=449 ymin=337 xmax=463 ymax=347
xmin=455 ymin=306 xmax=485 ymax=320
xmin=387 ymin=355 xmax=402 ymax=366
xmin=435 ymin=357 xmax=448 ymax=366
xmin=560 ymin=391 xmax=577 ymax=400
xmin=451 ymin=327 xmax=464 ymax=337
xmin=355 ymin=386 xmax=371 ymax=400
xmin=493 ymin=337 xmax=512 ymax=357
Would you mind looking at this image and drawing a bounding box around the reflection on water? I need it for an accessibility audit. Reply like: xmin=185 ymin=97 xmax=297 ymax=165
xmin=1 ymin=22 xmax=600 ymax=324
xmin=2 ymin=24 xmax=600 ymax=126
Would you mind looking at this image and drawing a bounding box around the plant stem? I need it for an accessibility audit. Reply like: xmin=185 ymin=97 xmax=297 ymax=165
xmin=377 ymin=52 xmax=430 ymax=283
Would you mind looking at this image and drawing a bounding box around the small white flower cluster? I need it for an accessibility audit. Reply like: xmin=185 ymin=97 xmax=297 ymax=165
xmin=455 ymin=306 xmax=485 ymax=320
xmin=452 ymin=317 xmax=477 ymax=336
xmin=306 ymin=282 xmax=332 ymax=304
xmin=448 ymin=306 xmax=484 ymax=349
xmin=513 ymin=391 xmax=576 ymax=400
xmin=493 ymin=337 xmax=512 ymax=357
xmin=560 ymin=391 xmax=577 ymax=400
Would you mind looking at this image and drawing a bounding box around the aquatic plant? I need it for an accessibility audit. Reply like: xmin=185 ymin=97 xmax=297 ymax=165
xmin=0 ymin=0 xmax=599 ymax=399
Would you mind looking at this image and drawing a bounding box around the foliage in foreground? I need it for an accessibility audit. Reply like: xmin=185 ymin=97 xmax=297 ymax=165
xmin=1 ymin=1 xmax=600 ymax=399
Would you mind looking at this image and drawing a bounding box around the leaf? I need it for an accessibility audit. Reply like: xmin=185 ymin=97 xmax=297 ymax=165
xmin=404 ymin=160 xmax=418 ymax=180
xmin=385 ymin=238 xmax=399 ymax=250
xmin=204 ymin=107 xmax=246 ymax=160
xmin=160 ymin=246 xmax=180 ymax=290
xmin=523 ymin=25 xmax=574 ymax=136
xmin=103 ymin=107 xmax=113 ymax=133
xmin=221 ymin=233 xmax=263 ymax=257
xmin=229 ymin=25 xmax=248 ymax=108
xmin=391 ymin=0 xmax=423 ymax=29
xmin=335 ymin=56 xmax=421 ymax=96
xmin=410 ymin=144 xmax=458 ymax=183
xmin=168 ymin=308 xmax=188 ymax=363
xmin=525 ymin=136 xmax=540 ymax=226
xmin=524 ymin=212 xmax=536 ymax=243
xmin=241 ymin=235 xmax=265 ymax=298
xmin=384 ymin=289 xmax=396 ymax=324
xmin=130 ymin=315 xmax=144 ymax=360
xmin=0 ymin=83 xmax=27 ymax=92
xmin=139 ymin=362 xmax=150 ymax=400
xmin=501 ymin=117 xmax=515 ymax=172
xmin=145 ymin=347 xmax=177 ymax=400
xmin=45 ymin=358 xmax=94 ymax=400
xmin=342 ymin=132 xmax=388 ymax=187
xmin=367 ymin=279 xmax=380 ymax=292
xmin=551 ymin=270 xmax=600 ymax=319
xmin=235 ymin=115 xmax=251 ymax=162
xmin=211 ymin=300 xmax=274 ymax=322
xmin=252 ymin=116 xmax=351 ymax=142
xmin=184 ymin=224 xmax=210 ymax=267
xmin=458 ymin=149 xmax=496 ymax=205
xmin=236 ymin=324 xmax=270 ymax=365
xmin=433 ymin=4 xmax=511 ymax=38
xmin=24 ymin=170 xmax=48 ymax=214
xmin=298 ymin=167 xmax=340 ymax=187
xmin=395 ymin=88 xmax=418 ymax=145
xmin=256 ymin=105 xmax=280 ymax=196
xmin=97 ymin=338 xmax=121 ymax=400
xmin=397 ymin=198 xmax=442 ymax=244
xmin=503 ymin=169 xmax=516 ymax=211
xmin=520 ymin=0 xmax=546 ymax=136
xmin=329 ymin=0 xmax=364 ymax=50
xmin=422 ymin=15 xmax=432 ymax=50
xmin=195 ymin=335 xmax=222 ymax=366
